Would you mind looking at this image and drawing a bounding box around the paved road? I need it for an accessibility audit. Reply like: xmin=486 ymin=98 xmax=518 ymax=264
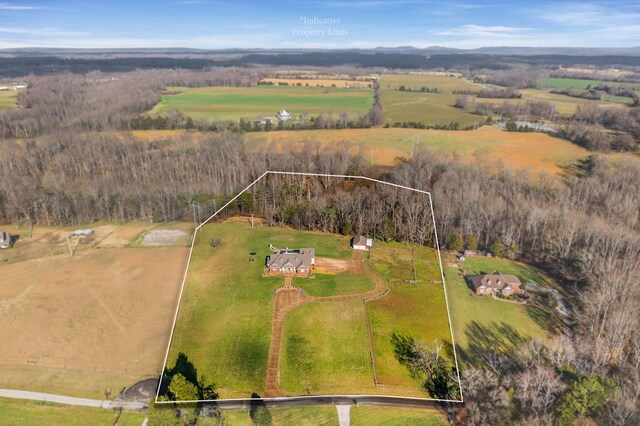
xmin=0 ymin=388 xmax=146 ymax=411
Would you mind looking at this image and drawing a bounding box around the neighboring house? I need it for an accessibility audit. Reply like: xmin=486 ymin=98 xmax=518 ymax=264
xmin=12 ymin=84 xmax=27 ymax=90
xmin=0 ymin=86 xmax=8 ymax=91
xmin=351 ymin=236 xmax=373 ymax=251
xmin=266 ymin=247 xmax=315 ymax=275
xmin=0 ymin=231 xmax=12 ymax=249
xmin=467 ymin=272 xmax=522 ymax=296
xmin=276 ymin=109 xmax=292 ymax=121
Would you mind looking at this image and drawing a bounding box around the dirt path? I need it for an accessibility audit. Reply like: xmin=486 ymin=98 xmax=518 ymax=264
xmin=262 ymin=251 xmax=387 ymax=397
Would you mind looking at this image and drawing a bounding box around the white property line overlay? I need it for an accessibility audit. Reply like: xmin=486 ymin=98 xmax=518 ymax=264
xmin=155 ymin=171 xmax=464 ymax=404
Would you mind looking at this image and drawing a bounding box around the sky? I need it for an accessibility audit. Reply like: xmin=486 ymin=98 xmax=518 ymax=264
xmin=0 ymin=0 xmax=639 ymax=49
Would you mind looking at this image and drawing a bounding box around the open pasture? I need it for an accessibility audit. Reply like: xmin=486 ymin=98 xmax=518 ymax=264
xmin=0 ymin=222 xmax=190 ymax=399
xmin=0 ymin=90 xmax=17 ymax=111
xmin=148 ymin=85 xmax=373 ymax=121
xmin=249 ymin=127 xmax=591 ymax=175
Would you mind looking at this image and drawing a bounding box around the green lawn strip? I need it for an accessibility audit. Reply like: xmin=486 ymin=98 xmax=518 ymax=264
xmin=225 ymin=405 xmax=338 ymax=426
xmin=0 ymin=91 xmax=18 ymax=111
xmin=537 ymin=77 xmax=640 ymax=90
xmin=150 ymin=85 xmax=373 ymax=121
xmin=0 ymin=398 xmax=144 ymax=426
xmin=167 ymin=222 xmax=353 ymax=398
xmin=279 ymin=300 xmax=374 ymax=395
xmin=294 ymin=274 xmax=375 ymax=297
xmin=445 ymin=255 xmax=557 ymax=361
xmin=351 ymin=405 xmax=446 ymax=426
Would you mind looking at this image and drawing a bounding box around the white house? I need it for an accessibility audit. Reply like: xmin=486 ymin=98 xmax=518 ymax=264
xmin=0 ymin=86 xmax=8 ymax=91
xmin=276 ymin=110 xmax=292 ymax=121
xmin=351 ymin=236 xmax=373 ymax=251
xmin=12 ymin=84 xmax=27 ymax=90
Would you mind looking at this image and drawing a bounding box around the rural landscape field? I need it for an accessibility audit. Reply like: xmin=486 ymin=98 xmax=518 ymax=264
xmin=148 ymin=85 xmax=374 ymax=122
xmin=1 ymin=1 xmax=640 ymax=424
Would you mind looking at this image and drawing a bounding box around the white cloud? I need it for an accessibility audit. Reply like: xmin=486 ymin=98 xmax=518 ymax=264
xmin=0 ymin=2 xmax=47 ymax=10
xmin=436 ymin=24 xmax=529 ymax=37
xmin=0 ymin=27 xmax=89 ymax=36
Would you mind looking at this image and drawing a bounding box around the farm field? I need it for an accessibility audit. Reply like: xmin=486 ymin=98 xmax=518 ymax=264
xmin=0 ymin=398 xmax=145 ymax=426
xmin=379 ymin=74 xmax=482 ymax=126
xmin=538 ymin=77 xmax=640 ymax=91
xmin=166 ymin=221 xmax=354 ymax=399
xmin=148 ymin=85 xmax=373 ymax=121
xmin=248 ymin=127 xmax=591 ymax=175
xmin=444 ymin=254 xmax=561 ymax=364
xmin=0 ymin=222 xmax=190 ymax=399
xmin=368 ymin=243 xmax=451 ymax=388
xmin=0 ymin=90 xmax=17 ymax=111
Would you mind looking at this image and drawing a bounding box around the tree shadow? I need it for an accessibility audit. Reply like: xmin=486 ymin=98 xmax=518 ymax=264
xmin=455 ymin=321 xmax=529 ymax=372
xmin=526 ymin=303 xmax=562 ymax=335
xmin=249 ymin=392 xmax=272 ymax=425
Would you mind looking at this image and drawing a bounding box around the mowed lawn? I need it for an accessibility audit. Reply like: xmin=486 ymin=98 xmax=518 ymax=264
xmin=351 ymin=406 xmax=446 ymax=426
xmin=0 ymin=90 xmax=18 ymax=111
xmin=249 ymin=127 xmax=590 ymax=175
xmin=225 ymin=405 xmax=339 ymax=425
xmin=445 ymin=254 xmax=559 ymax=362
xmin=0 ymin=398 xmax=145 ymax=426
xmin=280 ymin=300 xmax=374 ymax=395
xmin=379 ymin=74 xmax=482 ymax=126
xmin=368 ymin=243 xmax=451 ymax=388
xmin=149 ymin=85 xmax=373 ymax=121
xmin=294 ymin=273 xmax=375 ymax=297
xmin=167 ymin=222 xmax=352 ymax=398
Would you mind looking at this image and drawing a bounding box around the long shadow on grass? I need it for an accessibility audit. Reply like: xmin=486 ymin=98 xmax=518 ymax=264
xmin=452 ymin=321 xmax=528 ymax=375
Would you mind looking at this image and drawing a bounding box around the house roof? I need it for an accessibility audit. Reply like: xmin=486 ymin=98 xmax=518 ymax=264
xmin=267 ymin=248 xmax=315 ymax=270
xmin=468 ymin=273 xmax=521 ymax=291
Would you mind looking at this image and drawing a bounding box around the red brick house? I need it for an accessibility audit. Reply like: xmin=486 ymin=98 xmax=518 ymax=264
xmin=467 ymin=272 xmax=522 ymax=296
xmin=265 ymin=248 xmax=315 ymax=276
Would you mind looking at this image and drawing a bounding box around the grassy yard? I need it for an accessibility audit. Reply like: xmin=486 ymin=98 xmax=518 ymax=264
xmin=445 ymin=254 xmax=559 ymax=365
xmin=294 ymin=274 xmax=375 ymax=297
xmin=0 ymin=90 xmax=18 ymax=112
xmin=279 ymin=300 xmax=374 ymax=395
xmin=167 ymin=222 xmax=352 ymax=398
xmin=379 ymin=74 xmax=481 ymax=126
xmin=368 ymin=243 xmax=451 ymax=388
xmin=225 ymin=405 xmax=338 ymax=425
xmin=0 ymin=398 xmax=144 ymax=426
xmin=351 ymin=406 xmax=447 ymax=426
xmin=148 ymin=85 xmax=373 ymax=121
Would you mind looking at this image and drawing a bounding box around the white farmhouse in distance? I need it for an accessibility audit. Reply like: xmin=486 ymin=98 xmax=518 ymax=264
xmin=276 ymin=109 xmax=292 ymax=121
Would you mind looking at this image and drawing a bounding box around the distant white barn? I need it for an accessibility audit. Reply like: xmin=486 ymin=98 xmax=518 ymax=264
xmin=12 ymin=84 xmax=27 ymax=90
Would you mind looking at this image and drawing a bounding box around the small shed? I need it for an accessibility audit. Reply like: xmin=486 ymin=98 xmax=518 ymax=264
xmin=0 ymin=231 xmax=12 ymax=249
xmin=351 ymin=236 xmax=373 ymax=251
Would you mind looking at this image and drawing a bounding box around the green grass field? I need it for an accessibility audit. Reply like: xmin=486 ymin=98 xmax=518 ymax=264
xmin=445 ymin=254 xmax=560 ymax=363
xmin=294 ymin=274 xmax=375 ymax=297
xmin=149 ymin=85 xmax=374 ymax=121
xmin=0 ymin=398 xmax=144 ymax=426
xmin=351 ymin=406 xmax=446 ymax=426
xmin=538 ymin=77 xmax=640 ymax=91
xmin=167 ymin=222 xmax=352 ymax=398
xmin=379 ymin=74 xmax=481 ymax=126
xmin=0 ymin=90 xmax=18 ymax=112
xmin=279 ymin=300 xmax=374 ymax=395
xmin=225 ymin=405 xmax=339 ymax=425
xmin=368 ymin=243 xmax=451 ymax=388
